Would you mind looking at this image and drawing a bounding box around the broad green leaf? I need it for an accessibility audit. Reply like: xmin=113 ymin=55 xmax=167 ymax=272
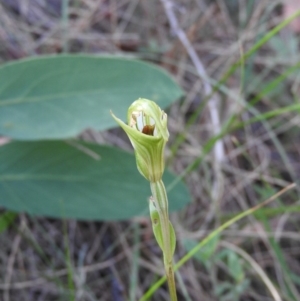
xmin=0 ymin=141 xmax=190 ymax=221
xmin=0 ymin=55 xmax=183 ymax=140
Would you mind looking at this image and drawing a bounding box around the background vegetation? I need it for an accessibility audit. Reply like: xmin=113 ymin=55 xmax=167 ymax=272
xmin=0 ymin=0 xmax=300 ymax=300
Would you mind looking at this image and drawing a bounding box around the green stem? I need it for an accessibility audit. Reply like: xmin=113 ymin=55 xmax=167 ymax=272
xmin=150 ymin=180 xmax=178 ymax=301
xmin=166 ymin=263 xmax=177 ymax=301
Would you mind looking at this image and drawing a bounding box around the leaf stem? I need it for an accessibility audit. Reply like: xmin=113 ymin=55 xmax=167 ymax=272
xmin=150 ymin=180 xmax=178 ymax=301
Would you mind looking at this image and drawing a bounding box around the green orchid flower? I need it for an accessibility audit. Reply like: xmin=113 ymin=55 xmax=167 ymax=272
xmin=111 ymin=98 xmax=178 ymax=300
xmin=111 ymin=98 xmax=169 ymax=183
